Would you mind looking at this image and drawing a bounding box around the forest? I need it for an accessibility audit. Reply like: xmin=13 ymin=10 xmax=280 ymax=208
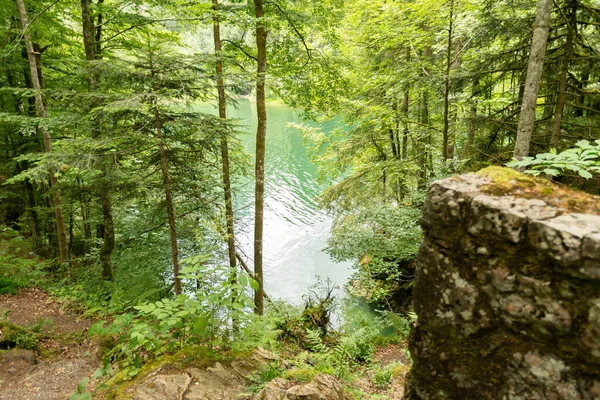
xmin=1 ymin=0 xmax=600 ymax=398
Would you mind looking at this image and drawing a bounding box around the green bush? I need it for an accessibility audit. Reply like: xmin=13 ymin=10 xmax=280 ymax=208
xmin=507 ymin=139 xmax=600 ymax=179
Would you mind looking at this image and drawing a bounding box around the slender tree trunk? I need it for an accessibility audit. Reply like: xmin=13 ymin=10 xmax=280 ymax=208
xmin=389 ymin=129 xmax=398 ymax=158
xmin=212 ymin=0 xmax=237 ymax=273
xmin=98 ymin=185 xmax=114 ymax=280
xmin=94 ymin=0 xmax=104 ymax=57
xmin=442 ymin=0 xmax=454 ymax=160
xmin=514 ymin=0 xmax=553 ymax=159
xmin=81 ymin=0 xmax=97 ymax=88
xmin=7 ymin=70 xmax=39 ymax=246
xmin=155 ymin=106 xmax=182 ymax=295
xmin=401 ymin=91 xmax=409 ymax=160
xmin=465 ymin=82 xmax=478 ymax=158
xmin=78 ymin=178 xmax=91 ymax=251
xmin=576 ymin=63 xmax=590 ymax=118
xmin=17 ymin=0 xmax=69 ymax=263
xmin=254 ymin=0 xmax=267 ymax=315
xmin=81 ymin=0 xmax=114 ymax=280
xmin=550 ymin=0 xmax=576 ymax=149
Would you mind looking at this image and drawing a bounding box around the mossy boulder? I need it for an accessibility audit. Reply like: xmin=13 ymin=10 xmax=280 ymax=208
xmin=406 ymin=169 xmax=600 ymax=399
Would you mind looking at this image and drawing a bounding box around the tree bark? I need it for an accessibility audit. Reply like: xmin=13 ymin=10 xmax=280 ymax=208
xmin=16 ymin=0 xmax=69 ymax=263
xmin=254 ymin=0 xmax=267 ymax=315
xmin=212 ymin=0 xmax=237 ymax=273
xmin=514 ymin=0 xmax=553 ymax=159
xmin=81 ymin=0 xmax=114 ymax=280
xmin=442 ymin=0 xmax=454 ymax=160
xmin=99 ymin=184 xmax=114 ymax=280
xmin=550 ymin=0 xmax=576 ymax=149
xmin=401 ymin=91 xmax=409 ymax=160
xmin=155 ymin=106 xmax=182 ymax=295
xmin=576 ymin=63 xmax=590 ymax=118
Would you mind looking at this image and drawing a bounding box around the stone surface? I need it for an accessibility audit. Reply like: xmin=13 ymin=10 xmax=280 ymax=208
xmin=254 ymin=378 xmax=287 ymax=400
xmin=127 ymin=348 xmax=279 ymax=400
xmin=255 ymin=374 xmax=348 ymax=400
xmin=132 ymin=374 xmax=191 ymax=400
xmin=406 ymin=169 xmax=600 ymax=400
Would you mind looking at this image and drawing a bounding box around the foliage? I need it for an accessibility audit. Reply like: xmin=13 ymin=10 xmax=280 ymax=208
xmin=246 ymin=361 xmax=285 ymax=392
xmin=68 ymin=378 xmax=91 ymax=400
xmin=0 ymin=227 xmax=47 ymax=292
xmin=89 ymin=256 xmax=257 ymax=373
xmin=327 ymin=204 xmax=422 ymax=311
xmin=372 ymin=363 xmax=394 ymax=389
xmin=507 ymin=140 xmax=600 ymax=179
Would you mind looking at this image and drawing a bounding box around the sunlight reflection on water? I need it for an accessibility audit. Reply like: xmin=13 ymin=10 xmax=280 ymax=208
xmin=197 ymin=99 xmax=354 ymax=307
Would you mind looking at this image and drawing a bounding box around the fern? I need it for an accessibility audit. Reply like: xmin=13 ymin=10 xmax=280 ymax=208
xmin=306 ymin=329 xmax=328 ymax=353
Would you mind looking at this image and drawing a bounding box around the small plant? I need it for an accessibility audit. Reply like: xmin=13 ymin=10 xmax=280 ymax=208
xmin=68 ymin=377 xmax=91 ymax=400
xmin=246 ymin=362 xmax=284 ymax=392
xmin=507 ymin=139 xmax=600 ymax=179
xmin=372 ymin=364 xmax=393 ymax=389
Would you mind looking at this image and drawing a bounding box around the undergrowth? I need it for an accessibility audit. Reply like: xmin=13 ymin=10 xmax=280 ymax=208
xmin=1 ymin=228 xmax=414 ymax=399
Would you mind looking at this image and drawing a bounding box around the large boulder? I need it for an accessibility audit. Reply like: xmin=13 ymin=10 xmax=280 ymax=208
xmin=406 ymin=167 xmax=600 ymax=399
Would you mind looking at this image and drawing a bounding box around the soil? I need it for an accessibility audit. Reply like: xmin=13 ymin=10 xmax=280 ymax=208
xmin=0 ymin=288 xmax=100 ymax=400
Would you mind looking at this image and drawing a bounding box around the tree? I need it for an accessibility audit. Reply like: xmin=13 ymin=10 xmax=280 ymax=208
xmin=253 ymin=0 xmax=267 ymax=315
xmin=81 ymin=0 xmax=115 ymax=281
xmin=212 ymin=0 xmax=237 ymax=278
xmin=514 ymin=0 xmax=553 ymax=159
xmin=16 ymin=0 xmax=68 ymax=263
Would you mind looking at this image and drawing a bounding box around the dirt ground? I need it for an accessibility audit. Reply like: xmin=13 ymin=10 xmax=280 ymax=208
xmin=0 ymin=288 xmax=100 ymax=400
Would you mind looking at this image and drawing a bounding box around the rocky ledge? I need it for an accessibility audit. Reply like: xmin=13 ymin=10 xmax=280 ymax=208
xmin=406 ymin=167 xmax=600 ymax=400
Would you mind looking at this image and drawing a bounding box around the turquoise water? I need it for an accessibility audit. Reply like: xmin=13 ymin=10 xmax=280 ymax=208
xmin=198 ymin=99 xmax=353 ymax=306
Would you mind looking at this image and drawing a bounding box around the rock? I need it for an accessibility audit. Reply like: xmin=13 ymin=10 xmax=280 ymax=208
xmin=132 ymin=374 xmax=190 ymax=400
xmin=0 ymin=349 xmax=37 ymax=365
xmin=407 ymin=169 xmax=600 ymax=400
xmin=285 ymin=374 xmax=347 ymax=400
xmin=186 ymin=361 xmax=246 ymax=400
xmin=255 ymin=374 xmax=348 ymax=400
xmin=254 ymin=378 xmax=287 ymax=400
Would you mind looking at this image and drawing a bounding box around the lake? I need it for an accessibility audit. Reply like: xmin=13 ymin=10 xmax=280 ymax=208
xmin=199 ymin=99 xmax=354 ymax=306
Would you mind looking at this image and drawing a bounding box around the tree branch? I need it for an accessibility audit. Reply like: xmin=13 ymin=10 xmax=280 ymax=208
xmin=222 ymin=39 xmax=258 ymax=62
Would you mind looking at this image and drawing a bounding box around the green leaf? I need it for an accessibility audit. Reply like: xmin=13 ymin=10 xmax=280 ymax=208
xmin=578 ymin=170 xmax=593 ymax=179
xmin=543 ymin=168 xmax=560 ymax=176
xmin=93 ymin=367 xmax=105 ymax=379
xmin=77 ymin=377 xmax=89 ymax=393
xmin=249 ymin=277 xmax=259 ymax=290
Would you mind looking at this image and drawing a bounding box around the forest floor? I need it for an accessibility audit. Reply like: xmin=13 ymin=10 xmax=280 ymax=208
xmin=0 ymin=287 xmax=100 ymax=400
xmin=0 ymin=287 xmax=410 ymax=399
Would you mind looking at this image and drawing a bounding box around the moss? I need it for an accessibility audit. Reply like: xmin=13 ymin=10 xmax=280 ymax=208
xmin=476 ymin=166 xmax=600 ymax=214
xmin=171 ymin=346 xmax=221 ymax=369
xmin=0 ymin=321 xmax=40 ymax=351
xmin=101 ymin=347 xmax=223 ymax=399
xmin=283 ymin=367 xmax=317 ymax=383
xmin=391 ymin=364 xmax=410 ymax=379
xmin=103 ymin=356 xmax=180 ymax=399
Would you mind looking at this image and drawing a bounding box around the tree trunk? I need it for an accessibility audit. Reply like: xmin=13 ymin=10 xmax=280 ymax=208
xmin=212 ymin=0 xmax=237 ymax=273
xmin=576 ymin=63 xmax=590 ymax=118
xmin=442 ymin=0 xmax=454 ymax=160
xmin=155 ymin=106 xmax=182 ymax=295
xmin=78 ymin=178 xmax=92 ymax=251
xmin=254 ymin=0 xmax=267 ymax=315
xmin=550 ymin=0 xmax=576 ymax=149
xmin=99 ymin=184 xmax=114 ymax=280
xmin=81 ymin=0 xmax=97 ymax=88
xmin=514 ymin=0 xmax=553 ymax=159
xmin=401 ymin=91 xmax=409 ymax=160
xmin=16 ymin=0 xmax=69 ymax=263
xmin=81 ymin=0 xmax=115 ymax=280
